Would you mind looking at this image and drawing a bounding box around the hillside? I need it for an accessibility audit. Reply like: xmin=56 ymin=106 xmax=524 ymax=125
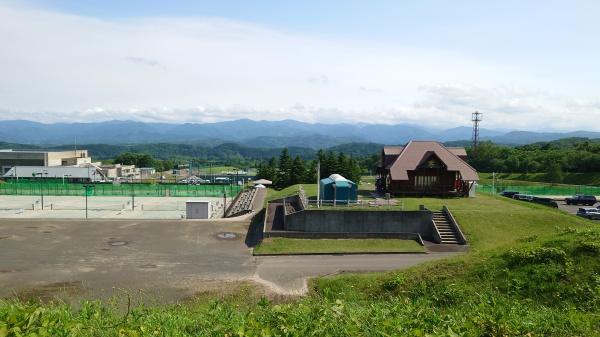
xmin=1 ymin=195 xmax=598 ymax=335
xmin=1 ymin=119 xmax=598 ymax=147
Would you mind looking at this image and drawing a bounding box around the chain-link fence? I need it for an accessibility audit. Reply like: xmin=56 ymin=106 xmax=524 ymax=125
xmin=0 ymin=181 xmax=241 ymax=197
xmin=478 ymin=183 xmax=600 ymax=196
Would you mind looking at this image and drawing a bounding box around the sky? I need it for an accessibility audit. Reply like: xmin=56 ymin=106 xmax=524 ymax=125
xmin=1 ymin=0 xmax=599 ymax=130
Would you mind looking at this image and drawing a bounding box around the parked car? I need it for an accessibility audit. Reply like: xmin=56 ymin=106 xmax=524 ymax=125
xmin=565 ymin=195 xmax=597 ymax=206
xmin=513 ymin=194 xmax=534 ymax=201
xmin=576 ymin=208 xmax=600 ymax=220
xmin=532 ymin=197 xmax=559 ymax=208
xmin=500 ymin=191 xmax=520 ymax=198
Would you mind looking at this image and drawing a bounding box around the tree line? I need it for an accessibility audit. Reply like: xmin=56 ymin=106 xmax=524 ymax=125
xmin=468 ymin=138 xmax=600 ymax=182
xmin=256 ymin=148 xmax=363 ymax=189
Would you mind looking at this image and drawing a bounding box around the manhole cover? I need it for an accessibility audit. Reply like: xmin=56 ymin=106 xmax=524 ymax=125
xmin=216 ymin=232 xmax=238 ymax=240
xmin=108 ymin=240 xmax=128 ymax=246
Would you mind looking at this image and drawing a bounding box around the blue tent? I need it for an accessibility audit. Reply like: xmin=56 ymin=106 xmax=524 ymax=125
xmin=319 ymin=174 xmax=357 ymax=205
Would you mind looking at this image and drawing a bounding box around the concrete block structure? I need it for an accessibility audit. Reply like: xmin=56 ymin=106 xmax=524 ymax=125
xmin=0 ymin=149 xmax=91 ymax=174
xmin=186 ymin=200 xmax=211 ymax=219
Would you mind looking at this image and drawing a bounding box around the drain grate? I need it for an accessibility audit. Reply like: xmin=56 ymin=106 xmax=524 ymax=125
xmin=216 ymin=232 xmax=238 ymax=240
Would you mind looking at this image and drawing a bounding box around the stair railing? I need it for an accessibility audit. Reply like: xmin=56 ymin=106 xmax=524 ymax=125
xmin=443 ymin=206 xmax=467 ymax=244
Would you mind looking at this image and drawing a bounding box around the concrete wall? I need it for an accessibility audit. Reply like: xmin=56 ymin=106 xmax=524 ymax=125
xmin=284 ymin=209 xmax=434 ymax=239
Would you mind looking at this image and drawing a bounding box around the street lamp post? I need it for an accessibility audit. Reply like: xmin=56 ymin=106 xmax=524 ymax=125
xmin=83 ymin=184 xmax=94 ymax=219
xmin=131 ymin=182 xmax=135 ymax=210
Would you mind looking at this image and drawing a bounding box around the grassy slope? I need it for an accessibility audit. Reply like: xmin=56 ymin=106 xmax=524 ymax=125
xmin=253 ymin=238 xmax=425 ymax=255
xmin=480 ymin=172 xmax=600 ymax=186
xmin=2 ymin=190 xmax=599 ymax=335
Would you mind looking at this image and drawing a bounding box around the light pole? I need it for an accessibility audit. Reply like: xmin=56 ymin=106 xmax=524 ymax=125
xmin=131 ymin=181 xmax=135 ymax=210
xmin=83 ymin=184 xmax=94 ymax=219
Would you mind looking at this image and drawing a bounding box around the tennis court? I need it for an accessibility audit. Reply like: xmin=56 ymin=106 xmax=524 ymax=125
xmin=0 ymin=181 xmax=241 ymax=197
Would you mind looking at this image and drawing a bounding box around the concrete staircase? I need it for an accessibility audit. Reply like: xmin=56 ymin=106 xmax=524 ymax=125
xmin=432 ymin=211 xmax=461 ymax=244
xmin=226 ymin=188 xmax=257 ymax=217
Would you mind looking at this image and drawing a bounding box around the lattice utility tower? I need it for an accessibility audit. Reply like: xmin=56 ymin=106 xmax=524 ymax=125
xmin=471 ymin=111 xmax=482 ymax=153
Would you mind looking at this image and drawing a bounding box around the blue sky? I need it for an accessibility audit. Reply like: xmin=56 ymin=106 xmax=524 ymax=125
xmin=1 ymin=0 xmax=599 ymax=130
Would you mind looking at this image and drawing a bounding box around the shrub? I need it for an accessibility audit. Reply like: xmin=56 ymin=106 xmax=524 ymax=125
xmin=504 ymin=247 xmax=568 ymax=267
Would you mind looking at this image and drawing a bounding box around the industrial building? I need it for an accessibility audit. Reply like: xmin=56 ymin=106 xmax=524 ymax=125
xmin=0 ymin=149 xmax=92 ymax=174
xmin=98 ymin=164 xmax=141 ymax=180
xmin=377 ymin=141 xmax=478 ymax=196
xmin=2 ymin=166 xmax=106 ymax=182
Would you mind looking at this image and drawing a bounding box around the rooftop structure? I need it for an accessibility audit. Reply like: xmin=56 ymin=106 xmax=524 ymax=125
xmin=2 ymin=166 xmax=106 ymax=182
xmin=0 ymin=149 xmax=91 ymax=174
xmin=377 ymin=141 xmax=478 ymax=196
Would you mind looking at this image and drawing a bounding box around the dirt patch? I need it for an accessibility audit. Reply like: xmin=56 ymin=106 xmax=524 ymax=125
xmin=182 ymin=279 xmax=298 ymax=304
xmin=15 ymin=281 xmax=86 ymax=302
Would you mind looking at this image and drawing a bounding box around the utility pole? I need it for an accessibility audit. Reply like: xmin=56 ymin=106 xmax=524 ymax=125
xmin=471 ymin=111 xmax=483 ymax=155
xmin=131 ymin=182 xmax=135 ymax=210
xmin=83 ymin=184 xmax=94 ymax=219
xmin=316 ymin=161 xmax=320 ymax=208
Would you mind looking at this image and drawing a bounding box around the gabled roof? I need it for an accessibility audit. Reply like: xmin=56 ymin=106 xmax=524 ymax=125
xmin=447 ymin=147 xmax=467 ymax=157
xmin=382 ymin=146 xmax=404 ymax=155
xmin=388 ymin=141 xmax=478 ymax=181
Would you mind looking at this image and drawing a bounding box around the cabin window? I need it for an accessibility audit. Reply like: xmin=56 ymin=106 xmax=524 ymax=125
xmin=415 ymin=175 xmax=439 ymax=190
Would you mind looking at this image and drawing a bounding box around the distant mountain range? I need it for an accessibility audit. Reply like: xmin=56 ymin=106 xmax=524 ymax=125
xmin=0 ymin=119 xmax=598 ymax=148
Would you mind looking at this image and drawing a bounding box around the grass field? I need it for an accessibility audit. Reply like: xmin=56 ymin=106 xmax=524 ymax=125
xmin=2 ymin=185 xmax=600 ymax=335
xmin=253 ymin=238 xmax=425 ymax=255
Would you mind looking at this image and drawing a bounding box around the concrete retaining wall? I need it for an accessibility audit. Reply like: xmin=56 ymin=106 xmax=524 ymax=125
xmin=264 ymin=230 xmax=424 ymax=243
xmin=284 ymin=209 xmax=434 ymax=239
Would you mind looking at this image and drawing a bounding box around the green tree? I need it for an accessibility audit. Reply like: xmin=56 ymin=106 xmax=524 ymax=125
xmin=276 ymin=149 xmax=293 ymax=188
xmin=545 ymin=162 xmax=564 ymax=183
xmin=290 ymin=156 xmax=306 ymax=185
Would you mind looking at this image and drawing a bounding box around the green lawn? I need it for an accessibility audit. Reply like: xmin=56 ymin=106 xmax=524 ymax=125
xmin=265 ymin=183 xmax=317 ymax=202
xmin=253 ymin=238 xmax=425 ymax=255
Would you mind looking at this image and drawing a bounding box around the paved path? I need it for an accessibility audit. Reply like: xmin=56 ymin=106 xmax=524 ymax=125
xmin=0 ymin=219 xmax=461 ymax=303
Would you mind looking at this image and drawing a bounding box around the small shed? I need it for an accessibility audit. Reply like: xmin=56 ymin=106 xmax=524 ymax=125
xmin=319 ymin=174 xmax=357 ymax=205
xmin=186 ymin=200 xmax=212 ymax=219
xmin=252 ymin=179 xmax=273 ymax=186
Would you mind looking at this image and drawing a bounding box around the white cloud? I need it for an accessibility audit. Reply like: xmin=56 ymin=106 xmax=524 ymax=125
xmin=0 ymin=3 xmax=598 ymax=131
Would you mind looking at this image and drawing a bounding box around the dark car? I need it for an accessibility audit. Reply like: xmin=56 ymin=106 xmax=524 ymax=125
xmin=500 ymin=191 xmax=520 ymax=198
xmin=565 ymin=195 xmax=597 ymax=206
xmin=532 ymin=197 xmax=559 ymax=208
xmin=577 ymin=208 xmax=600 ymax=220
xmin=513 ymin=194 xmax=534 ymax=201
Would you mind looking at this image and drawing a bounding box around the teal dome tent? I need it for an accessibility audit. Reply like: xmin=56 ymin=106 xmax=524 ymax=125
xmin=319 ymin=174 xmax=357 ymax=205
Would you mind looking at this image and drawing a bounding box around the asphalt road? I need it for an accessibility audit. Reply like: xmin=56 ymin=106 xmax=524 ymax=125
xmin=0 ymin=219 xmax=459 ymax=303
xmin=557 ymin=201 xmax=600 ymax=215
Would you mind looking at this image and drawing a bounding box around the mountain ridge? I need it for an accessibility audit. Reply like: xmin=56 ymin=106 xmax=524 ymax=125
xmin=0 ymin=119 xmax=598 ymax=147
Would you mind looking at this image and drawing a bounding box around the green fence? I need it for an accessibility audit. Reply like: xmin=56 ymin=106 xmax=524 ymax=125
xmin=0 ymin=181 xmax=241 ymax=197
xmin=479 ymin=184 xmax=600 ymax=196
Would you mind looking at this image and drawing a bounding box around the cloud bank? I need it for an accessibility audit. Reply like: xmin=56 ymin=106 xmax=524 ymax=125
xmin=0 ymin=3 xmax=598 ymax=131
